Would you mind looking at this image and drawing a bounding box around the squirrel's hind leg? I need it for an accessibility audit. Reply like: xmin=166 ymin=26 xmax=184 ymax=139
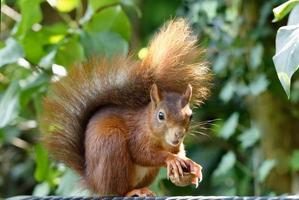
xmin=84 ymin=115 xmax=133 ymax=196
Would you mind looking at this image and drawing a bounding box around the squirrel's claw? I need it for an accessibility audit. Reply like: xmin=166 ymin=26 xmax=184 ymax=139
xmin=188 ymin=160 xmax=202 ymax=188
xmin=166 ymin=156 xmax=186 ymax=180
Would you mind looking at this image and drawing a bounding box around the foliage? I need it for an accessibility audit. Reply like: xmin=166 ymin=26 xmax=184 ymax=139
xmin=272 ymin=2 xmax=299 ymax=97
xmin=0 ymin=0 xmax=133 ymax=197
xmin=1 ymin=0 xmax=299 ymax=198
xmin=176 ymin=0 xmax=299 ymax=196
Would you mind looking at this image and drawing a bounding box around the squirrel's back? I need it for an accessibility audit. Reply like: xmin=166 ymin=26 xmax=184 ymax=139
xmin=40 ymin=18 xmax=212 ymax=176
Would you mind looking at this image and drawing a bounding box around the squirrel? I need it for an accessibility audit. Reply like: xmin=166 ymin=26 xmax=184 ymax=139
xmin=40 ymin=19 xmax=212 ymax=196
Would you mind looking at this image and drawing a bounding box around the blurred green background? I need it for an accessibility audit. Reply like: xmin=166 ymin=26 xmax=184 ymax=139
xmin=1 ymin=0 xmax=299 ymax=198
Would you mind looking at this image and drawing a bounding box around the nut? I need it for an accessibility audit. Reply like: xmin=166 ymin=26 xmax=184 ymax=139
xmin=169 ymin=171 xmax=196 ymax=187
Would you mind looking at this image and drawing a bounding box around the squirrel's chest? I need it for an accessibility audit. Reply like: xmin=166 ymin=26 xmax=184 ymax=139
xmin=132 ymin=165 xmax=159 ymax=187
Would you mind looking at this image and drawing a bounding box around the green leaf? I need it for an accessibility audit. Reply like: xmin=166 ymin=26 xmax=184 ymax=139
xmin=89 ymin=0 xmax=120 ymax=10
xmin=258 ymin=159 xmax=276 ymax=182
xmin=288 ymin=4 xmax=299 ymax=25
xmin=38 ymin=50 xmax=57 ymax=69
xmin=219 ymin=112 xmax=239 ymax=139
xmin=84 ymin=5 xmax=131 ymax=40
xmin=55 ymin=37 xmax=85 ymax=67
xmin=0 ymin=81 xmax=20 ymax=128
xmin=80 ymin=31 xmax=128 ymax=58
xmin=201 ymin=0 xmax=218 ymax=20
xmin=238 ymin=126 xmax=260 ymax=149
xmin=213 ymin=52 xmax=229 ymax=73
xmin=249 ymin=43 xmax=263 ymax=69
xmin=33 ymin=182 xmax=50 ymax=196
xmin=20 ymin=73 xmax=49 ymax=107
xmin=16 ymin=0 xmax=42 ymax=37
xmin=0 ymin=38 xmax=24 ymax=67
xmin=34 ymin=144 xmax=49 ymax=182
xmin=20 ymin=30 xmax=46 ymax=64
xmin=273 ymin=25 xmax=299 ymax=98
xmin=290 ymin=150 xmax=299 ymax=171
xmin=121 ymin=0 xmax=141 ymax=18
xmin=20 ymin=23 xmax=68 ymax=63
xmin=213 ymin=151 xmax=236 ymax=177
xmin=249 ymin=74 xmax=269 ymax=96
xmin=219 ymin=80 xmax=236 ymax=102
xmin=55 ymin=0 xmax=80 ymax=12
xmin=0 ymin=126 xmax=21 ymax=144
xmin=55 ymin=169 xmax=88 ymax=196
xmin=273 ymin=0 xmax=299 ymax=22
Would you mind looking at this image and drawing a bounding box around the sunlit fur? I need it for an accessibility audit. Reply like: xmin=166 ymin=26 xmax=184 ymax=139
xmin=40 ymin=18 xmax=212 ymax=195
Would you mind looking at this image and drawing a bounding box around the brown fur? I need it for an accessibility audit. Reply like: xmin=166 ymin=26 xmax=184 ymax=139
xmin=40 ymin=19 xmax=212 ymax=196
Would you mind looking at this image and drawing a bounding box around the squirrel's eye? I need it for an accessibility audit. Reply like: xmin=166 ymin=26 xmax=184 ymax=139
xmin=158 ymin=111 xmax=165 ymax=121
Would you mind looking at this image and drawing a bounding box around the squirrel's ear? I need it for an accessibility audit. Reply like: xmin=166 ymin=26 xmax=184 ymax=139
xmin=182 ymin=84 xmax=192 ymax=107
xmin=150 ymin=84 xmax=161 ymax=106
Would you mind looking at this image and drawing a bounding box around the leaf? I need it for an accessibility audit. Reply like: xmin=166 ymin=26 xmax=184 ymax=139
xmin=20 ymin=30 xmax=46 ymax=64
xmin=84 ymin=5 xmax=131 ymax=40
xmin=34 ymin=144 xmax=49 ymax=182
xmin=219 ymin=112 xmax=239 ymax=139
xmin=235 ymin=82 xmax=250 ymax=96
xmin=273 ymin=25 xmax=299 ymax=98
xmin=121 ymin=0 xmax=141 ymax=18
xmin=19 ymin=23 xmax=67 ymax=63
xmin=219 ymin=80 xmax=235 ymax=102
xmin=0 ymin=81 xmax=20 ymax=128
xmin=288 ymin=4 xmax=299 ymax=25
xmin=79 ymin=0 xmax=120 ymax=25
xmin=273 ymin=0 xmax=299 ymax=22
xmin=258 ymin=159 xmax=276 ymax=182
xmin=213 ymin=151 xmax=236 ymax=177
xmin=201 ymin=1 xmax=218 ymax=20
xmin=55 ymin=0 xmax=79 ymax=12
xmin=238 ymin=126 xmax=260 ymax=149
xmin=20 ymin=73 xmax=49 ymax=107
xmin=16 ymin=0 xmax=42 ymax=37
xmin=80 ymin=31 xmax=128 ymax=58
xmin=55 ymin=37 xmax=85 ymax=67
xmin=249 ymin=43 xmax=264 ymax=69
xmin=0 ymin=38 xmax=24 ymax=67
xmin=89 ymin=0 xmax=120 ymax=10
xmin=55 ymin=169 xmax=87 ymax=196
xmin=33 ymin=182 xmax=50 ymax=196
xmin=38 ymin=50 xmax=57 ymax=69
xmin=213 ymin=52 xmax=229 ymax=73
xmin=0 ymin=126 xmax=21 ymax=144
xmin=290 ymin=150 xmax=299 ymax=171
xmin=249 ymin=74 xmax=269 ymax=96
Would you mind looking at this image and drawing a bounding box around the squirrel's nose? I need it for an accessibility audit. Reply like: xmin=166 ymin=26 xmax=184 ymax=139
xmin=175 ymin=132 xmax=183 ymax=139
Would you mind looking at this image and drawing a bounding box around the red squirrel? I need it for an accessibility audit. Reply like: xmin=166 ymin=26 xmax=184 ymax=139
xmin=41 ymin=19 xmax=212 ymax=196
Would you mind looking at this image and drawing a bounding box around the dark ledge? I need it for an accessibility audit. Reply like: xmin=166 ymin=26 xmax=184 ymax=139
xmin=7 ymin=196 xmax=299 ymax=200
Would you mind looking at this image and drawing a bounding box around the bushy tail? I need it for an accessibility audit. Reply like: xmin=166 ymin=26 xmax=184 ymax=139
xmin=40 ymin=18 xmax=212 ymax=176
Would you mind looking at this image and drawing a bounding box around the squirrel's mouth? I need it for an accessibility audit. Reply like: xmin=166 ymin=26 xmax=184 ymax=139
xmin=167 ymin=139 xmax=181 ymax=147
xmin=165 ymin=130 xmax=183 ymax=147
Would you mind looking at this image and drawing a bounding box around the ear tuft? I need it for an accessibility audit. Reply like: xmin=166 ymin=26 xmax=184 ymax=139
xmin=150 ymin=84 xmax=161 ymax=106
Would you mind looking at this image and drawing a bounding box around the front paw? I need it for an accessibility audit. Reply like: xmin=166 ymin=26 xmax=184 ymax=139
xmin=168 ymin=158 xmax=203 ymax=188
xmin=165 ymin=155 xmax=188 ymax=180
xmin=184 ymin=159 xmax=203 ymax=183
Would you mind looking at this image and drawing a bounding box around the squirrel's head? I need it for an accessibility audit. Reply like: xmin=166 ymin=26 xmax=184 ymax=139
xmin=149 ymin=84 xmax=193 ymax=147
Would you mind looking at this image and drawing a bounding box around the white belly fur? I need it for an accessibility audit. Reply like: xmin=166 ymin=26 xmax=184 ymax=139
xmin=133 ymin=165 xmax=152 ymax=187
